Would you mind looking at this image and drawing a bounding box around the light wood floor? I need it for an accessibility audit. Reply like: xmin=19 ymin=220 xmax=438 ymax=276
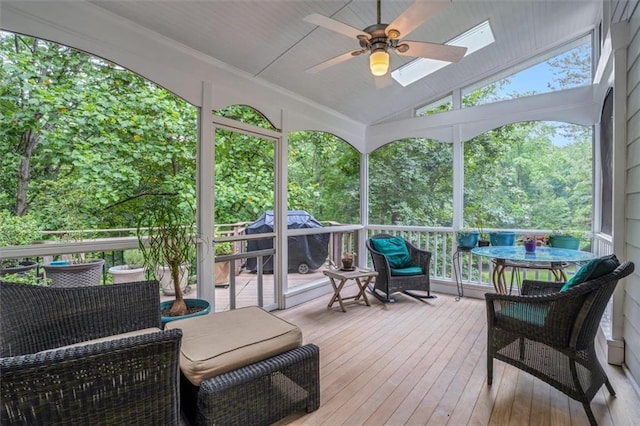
xmin=272 ymin=287 xmax=640 ymax=426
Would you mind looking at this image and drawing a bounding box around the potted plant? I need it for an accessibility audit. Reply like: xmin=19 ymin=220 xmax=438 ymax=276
xmin=137 ymin=196 xmax=210 ymax=319
xmin=488 ymin=231 xmax=516 ymax=246
xmin=548 ymin=230 xmax=581 ymax=250
xmin=214 ymin=236 xmax=235 ymax=287
xmin=476 ymin=219 xmax=490 ymax=247
xmin=341 ymin=252 xmax=356 ymax=270
xmin=522 ymin=235 xmax=537 ymax=253
xmin=0 ymin=210 xmax=40 ymax=276
xmin=456 ymin=227 xmax=479 ymax=249
xmin=108 ymin=249 xmax=146 ymax=284
xmin=41 ymin=229 xmax=105 ymax=287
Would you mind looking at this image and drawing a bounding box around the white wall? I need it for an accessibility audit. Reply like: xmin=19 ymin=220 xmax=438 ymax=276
xmin=623 ymin=1 xmax=640 ymax=386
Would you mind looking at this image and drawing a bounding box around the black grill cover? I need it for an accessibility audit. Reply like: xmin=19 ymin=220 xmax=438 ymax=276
xmin=245 ymin=210 xmax=329 ymax=272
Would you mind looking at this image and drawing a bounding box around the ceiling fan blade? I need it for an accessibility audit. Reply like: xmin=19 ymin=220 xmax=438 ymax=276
xmin=386 ymin=0 xmax=450 ymax=39
xmin=305 ymin=50 xmax=361 ymax=74
xmin=396 ymin=41 xmax=467 ymax=62
xmin=304 ymin=14 xmax=370 ymax=40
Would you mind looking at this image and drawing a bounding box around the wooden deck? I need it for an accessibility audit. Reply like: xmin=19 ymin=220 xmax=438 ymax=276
xmin=167 ymin=273 xmax=640 ymax=425
xmin=271 ymin=291 xmax=640 ymax=426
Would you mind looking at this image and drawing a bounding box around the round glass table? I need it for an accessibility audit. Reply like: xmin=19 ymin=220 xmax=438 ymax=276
xmin=470 ymin=246 xmax=596 ymax=294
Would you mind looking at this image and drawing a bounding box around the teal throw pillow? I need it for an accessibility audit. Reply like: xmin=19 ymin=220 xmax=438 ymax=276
xmin=560 ymin=254 xmax=620 ymax=292
xmin=370 ymin=237 xmax=413 ymax=269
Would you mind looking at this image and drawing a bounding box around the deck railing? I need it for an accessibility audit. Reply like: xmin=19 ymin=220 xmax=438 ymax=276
xmin=2 ymin=224 xmax=599 ymax=299
xmin=365 ymin=226 xmax=596 ymax=291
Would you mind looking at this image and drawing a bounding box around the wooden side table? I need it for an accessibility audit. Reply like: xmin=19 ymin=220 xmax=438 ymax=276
xmin=323 ymin=269 xmax=378 ymax=312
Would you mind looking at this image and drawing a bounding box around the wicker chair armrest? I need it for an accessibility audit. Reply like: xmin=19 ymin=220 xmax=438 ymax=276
xmin=485 ymin=291 xmax=584 ymax=346
xmin=1 ymin=329 xmax=182 ymax=425
xmin=521 ymin=279 xmax=565 ymax=295
xmin=407 ymin=244 xmax=432 ymax=272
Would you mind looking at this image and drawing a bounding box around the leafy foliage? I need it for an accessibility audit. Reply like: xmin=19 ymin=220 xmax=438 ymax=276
xmin=464 ymin=121 xmax=591 ymax=231
xmin=136 ymin=195 xmax=197 ymax=315
xmin=0 ymin=210 xmax=40 ymax=246
xmin=369 ymin=138 xmax=453 ymax=226
xmin=0 ymin=30 xmax=594 ymax=241
xmin=288 ymin=131 xmax=360 ymax=223
xmin=0 ymin=31 xmax=197 ymax=231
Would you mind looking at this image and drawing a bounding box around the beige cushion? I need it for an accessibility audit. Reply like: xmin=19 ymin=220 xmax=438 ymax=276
xmin=165 ymin=306 xmax=302 ymax=386
xmin=38 ymin=327 xmax=163 ymax=353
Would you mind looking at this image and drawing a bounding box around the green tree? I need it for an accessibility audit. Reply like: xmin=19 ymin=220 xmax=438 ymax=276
xmin=369 ymin=138 xmax=453 ymax=226
xmin=288 ymin=131 xmax=360 ymax=224
xmin=0 ymin=31 xmax=197 ymax=231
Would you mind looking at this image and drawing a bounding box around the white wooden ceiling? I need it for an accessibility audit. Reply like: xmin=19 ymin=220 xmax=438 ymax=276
xmin=89 ymin=0 xmax=601 ymax=125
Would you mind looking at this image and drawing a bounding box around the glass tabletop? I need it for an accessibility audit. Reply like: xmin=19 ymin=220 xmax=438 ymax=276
xmin=470 ymin=246 xmax=596 ymax=263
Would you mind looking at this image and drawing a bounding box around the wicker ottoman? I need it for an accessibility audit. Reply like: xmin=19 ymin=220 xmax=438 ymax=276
xmin=165 ymin=306 xmax=320 ymax=425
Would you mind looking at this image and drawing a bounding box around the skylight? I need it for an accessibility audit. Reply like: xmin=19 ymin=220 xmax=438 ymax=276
xmin=392 ymin=20 xmax=495 ymax=87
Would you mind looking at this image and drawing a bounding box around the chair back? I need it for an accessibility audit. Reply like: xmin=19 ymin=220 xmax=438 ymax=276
xmin=571 ymin=261 xmax=634 ymax=350
xmin=366 ymin=234 xmax=397 ymax=273
xmin=0 ymin=281 xmax=161 ymax=356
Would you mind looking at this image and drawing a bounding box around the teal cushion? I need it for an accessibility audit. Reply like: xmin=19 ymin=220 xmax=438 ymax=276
xmin=498 ymin=303 xmax=548 ymax=327
xmin=391 ymin=266 xmax=423 ymax=276
xmin=560 ymin=254 xmax=620 ymax=292
xmin=370 ymin=237 xmax=413 ymax=269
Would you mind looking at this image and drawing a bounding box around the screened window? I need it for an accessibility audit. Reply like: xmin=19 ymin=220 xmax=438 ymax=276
xmin=415 ymin=95 xmax=453 ymax=117
xmin=288 ymin=131 xmax=360 ymax=225
xmin=462 ymin=35 xmax=592 ymax=107
xmin=464 ymin=121 xmax=592 ymax=232
xmin=599 ymin=88 xmax=613 ymax=235
xmin=0 ymin=31 xmax=198 ymax=232
xmin=369 ymin=139 xmax=453 ymax=226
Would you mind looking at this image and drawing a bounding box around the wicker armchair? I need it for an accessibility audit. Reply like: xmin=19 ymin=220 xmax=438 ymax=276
xmin=0 ymin=281 xmax=182 ymax=426
xmin=366 ymin=233 xmax=434 ymax=303
xmin=486 ymin=261 xmax=634 ymax=426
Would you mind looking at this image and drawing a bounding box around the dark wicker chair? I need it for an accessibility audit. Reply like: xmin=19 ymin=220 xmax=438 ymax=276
xmin=366 ymin=233 xmax=434 ymax=303
xmin=0 ymin=280 xmax=182 ymax=426
xmin=485 ymin=261 xmax=635 ymax=426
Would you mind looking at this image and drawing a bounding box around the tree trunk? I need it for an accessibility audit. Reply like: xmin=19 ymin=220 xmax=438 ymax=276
xmin=15 ymin=129 xmax=39 ymax=216
xmin=169 ymin=264 xmax=187 ymax=316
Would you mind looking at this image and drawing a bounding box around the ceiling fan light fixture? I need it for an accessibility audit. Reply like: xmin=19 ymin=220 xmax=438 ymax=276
xmin=370 ymin=49 xmax=390 ymax=76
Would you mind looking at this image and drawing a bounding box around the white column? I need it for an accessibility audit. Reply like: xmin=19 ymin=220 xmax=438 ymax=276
xmin=197 ymin=81 xmax=215 ymax=305
xmin=359 ymin=151 xmax=369 ymax=267
xmin=276 ymin=110 xmax=288 ymax=308
xmin=452 ymin=88 xmax=464 ymax=233
xmin=609 ymin=21 xmax=628 ymax=364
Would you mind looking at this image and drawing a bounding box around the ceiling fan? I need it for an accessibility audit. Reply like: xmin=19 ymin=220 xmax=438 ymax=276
xmin=304 ymin=0 xmax=467 ymax=77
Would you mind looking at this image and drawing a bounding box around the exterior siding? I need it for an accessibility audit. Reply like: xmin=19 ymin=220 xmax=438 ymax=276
xmin=625 ymin=0 xmax=640 ymax=385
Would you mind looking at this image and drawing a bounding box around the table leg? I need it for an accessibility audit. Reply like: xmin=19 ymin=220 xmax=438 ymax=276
xmin=550 ymin=262 xmax=568 ymax=282
xmin=492 ymin=259 xmax=508 ymax=294
xmin=453 ymin=250 xmax=464 ymax=300
xmin=509 ymin=267 xmax=521 ymax=295
xmin=327 ymin=277 xmax=348 ymax=312
xmin=354 ymin=276 xmax=372 ymax=306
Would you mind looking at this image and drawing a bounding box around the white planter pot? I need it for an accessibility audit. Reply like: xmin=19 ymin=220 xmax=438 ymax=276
xmin=108 ymin=265 xmax=146 ymax=284
xmin=156 ymin=264 xmax=190 ymax=296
